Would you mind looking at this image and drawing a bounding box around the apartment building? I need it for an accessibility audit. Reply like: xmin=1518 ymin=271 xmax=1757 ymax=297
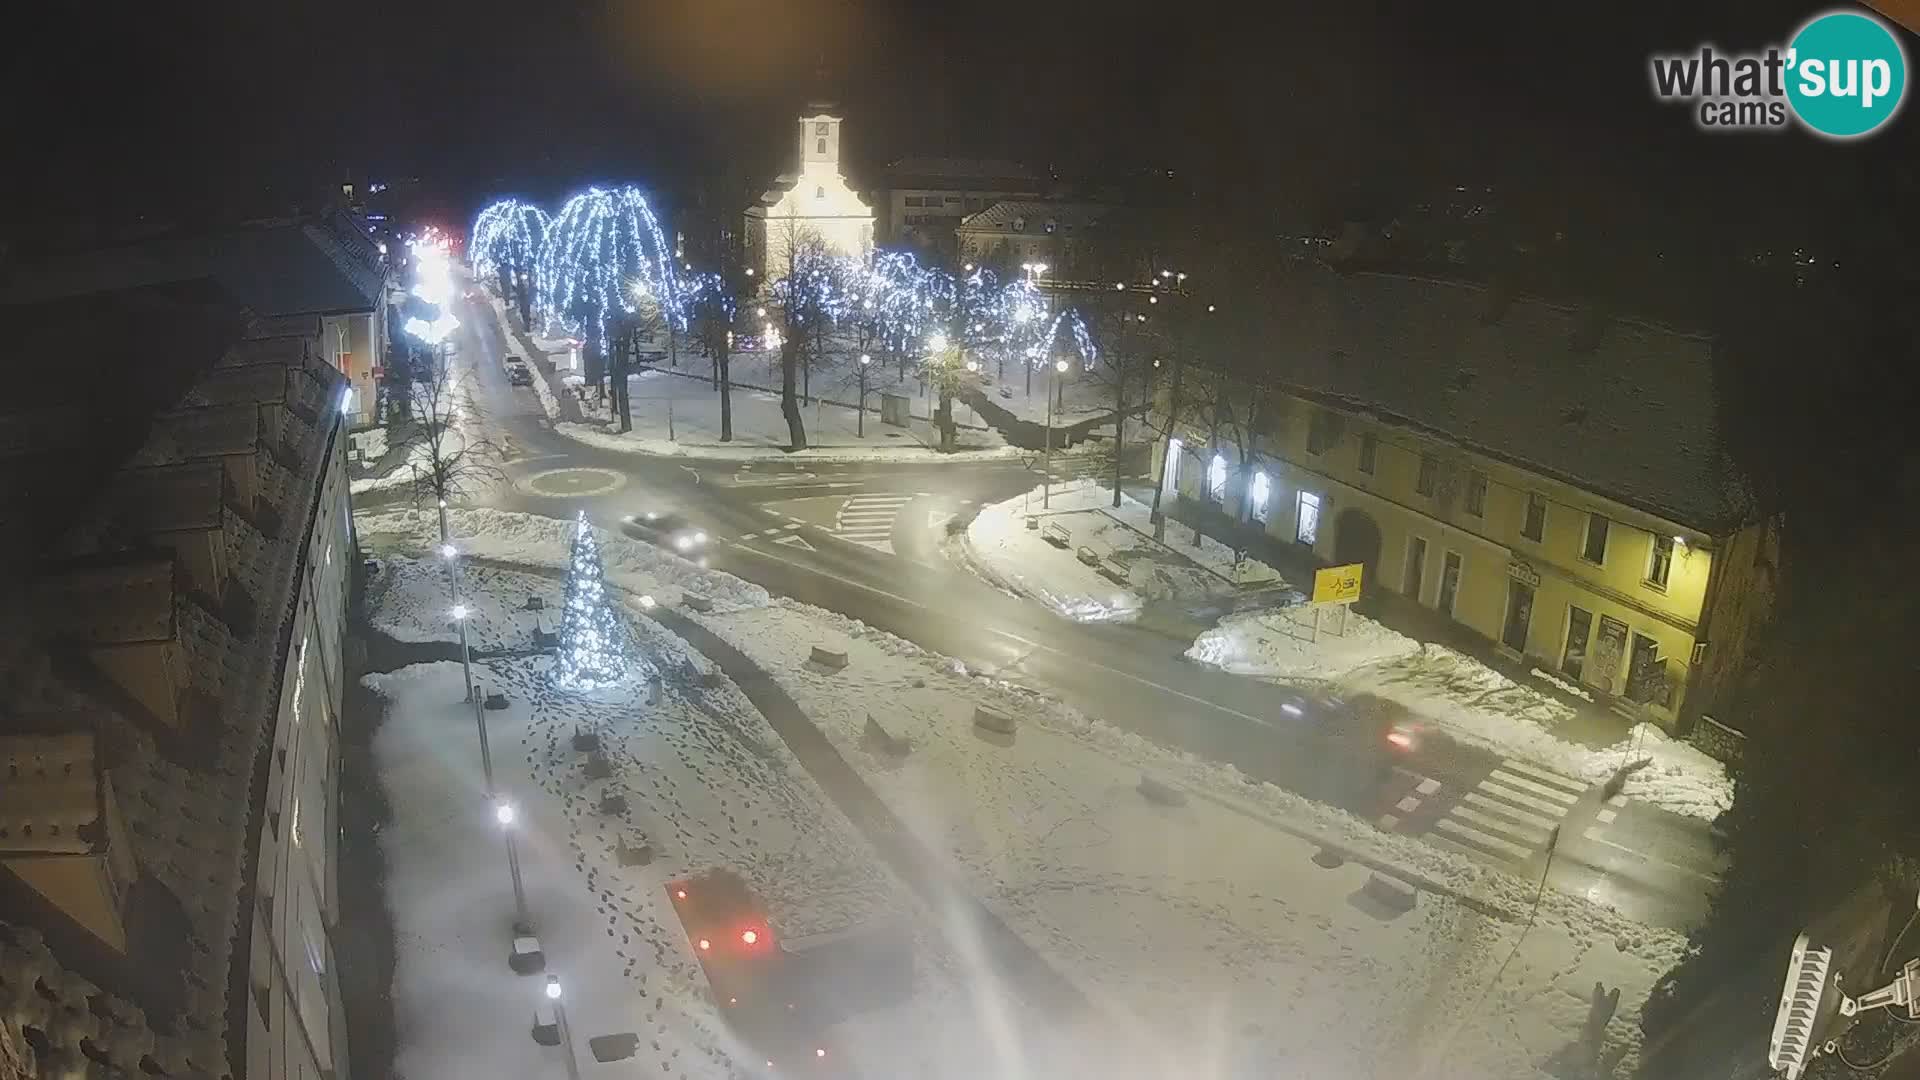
xmin=873 ymin=157 xmax=1045 ymax=253
xmin=1153 ymin=267 xmax=1777 ymax=733
xmin=0 ymin=281 xmax=352 ymax=1078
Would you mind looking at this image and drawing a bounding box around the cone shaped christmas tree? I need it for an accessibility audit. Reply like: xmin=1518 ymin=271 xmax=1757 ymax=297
xmin=553 ymin=511 xmax=626 ymax=689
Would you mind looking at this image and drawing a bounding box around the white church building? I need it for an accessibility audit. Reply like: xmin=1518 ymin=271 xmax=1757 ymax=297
xmin=744 ymin=104 xmax=874 ymax=275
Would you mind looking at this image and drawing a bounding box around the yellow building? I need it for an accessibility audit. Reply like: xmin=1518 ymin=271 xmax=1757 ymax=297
xmin=1152 ymin=267 xmax=1777 ymax=734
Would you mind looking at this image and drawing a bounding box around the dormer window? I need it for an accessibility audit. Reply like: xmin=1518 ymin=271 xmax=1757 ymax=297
xmin=815 ymin=185 xmax=825 ymax=200
xmin=1012 ymin=216 xmax=1027 ymax=232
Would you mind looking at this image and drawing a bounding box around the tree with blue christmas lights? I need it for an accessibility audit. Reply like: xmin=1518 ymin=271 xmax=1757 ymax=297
xmin=471 ymin=199 xmax=548 ymax=329
xmin=552 ymin=512 xmax=628 ymax=690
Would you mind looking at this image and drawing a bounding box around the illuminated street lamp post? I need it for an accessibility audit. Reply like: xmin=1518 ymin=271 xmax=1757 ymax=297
xmin=495 ymin=800 xmax=532 ymax=934
xmin=545 ymin=977 xmax=581 ymax=1080
xmin=450 ymin=600 xmax=476 ymax=703
xmin=857 ymin=354 xmax=872 ymax=437
xmin=1044 ymin=358 xmax=1069 ymax=508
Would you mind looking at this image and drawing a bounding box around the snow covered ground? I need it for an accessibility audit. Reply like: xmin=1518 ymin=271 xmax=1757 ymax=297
xmin=1188 ymin=606 xmax=1735 ymax=820
xmin=970 ymin=362 xmax=1121 ymax=428
xmin=551 ymin=366 xmax=1020 ymax=462
xmin=958 ymin=478 xmax=1287 ymax=621
xmin=695 ymin=598 xmax=1689 ymax=1077
xmin=356 ymin=506 xmax=770 ymax=611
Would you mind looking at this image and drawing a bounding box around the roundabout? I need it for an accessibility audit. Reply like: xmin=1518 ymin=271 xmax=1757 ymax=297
xmin=517 ymin=466 xmax=627 ymax=498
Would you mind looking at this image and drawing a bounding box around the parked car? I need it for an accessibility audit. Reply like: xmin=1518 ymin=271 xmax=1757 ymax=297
xmin=621 ymin=510 xmax=709 ymax=557
xmin=505 ymin=356 xmax=533 ymax=386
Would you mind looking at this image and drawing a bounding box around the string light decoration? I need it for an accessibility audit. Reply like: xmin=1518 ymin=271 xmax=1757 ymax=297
xmin=535 ymin=185 xmax=680 ymax=354
xmin=552 ymin=512 xmax=628 ymax=690
xmin=470 ymin=198 xmax=549 ymax=294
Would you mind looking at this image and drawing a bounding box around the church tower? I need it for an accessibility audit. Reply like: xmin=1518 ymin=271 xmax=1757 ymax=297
xmin=799 ymin=107 xmax=842 ymax=169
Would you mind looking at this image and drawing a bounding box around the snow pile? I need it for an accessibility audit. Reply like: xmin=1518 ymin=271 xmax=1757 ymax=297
xmin=355 ymin=506 xmax=769 ymax=611
xmin=349 ymin=425 xmax=389 ymax=463
xmin=960 ymin=479 xmax=1285 ymax=621
xmin=348 ymin=437 xmax=434 ymax=495
xmin=1187 ymin=603 xmax=1422 ymax=677
xmin=696 ymin=597 xmax=1688 ymax=1076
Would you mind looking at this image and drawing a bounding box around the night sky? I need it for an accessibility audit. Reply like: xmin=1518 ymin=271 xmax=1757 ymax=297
xmin=7 ymin=0 xmax=1910 ymax=241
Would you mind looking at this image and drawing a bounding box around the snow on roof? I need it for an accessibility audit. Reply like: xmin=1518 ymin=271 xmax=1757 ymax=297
xmin=0 ymin=329 xmax=344 ymax=1078
xmin=1231 ymin=265 xmax=1745 ymax=532
xmin=957 ymin=200 xmax=1113 ymax=234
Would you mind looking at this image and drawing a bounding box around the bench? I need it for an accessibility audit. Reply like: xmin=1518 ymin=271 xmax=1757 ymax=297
xmin=1041 ymin=522 xmax=1071 ymax=548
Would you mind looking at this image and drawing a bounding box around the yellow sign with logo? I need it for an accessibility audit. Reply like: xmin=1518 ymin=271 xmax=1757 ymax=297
xmin=1312 ymin=563 xmax=1364 ymax=605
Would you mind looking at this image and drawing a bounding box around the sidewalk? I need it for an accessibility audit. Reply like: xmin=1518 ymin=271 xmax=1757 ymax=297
xmin=1144 ymin=486 xmax=1637 ymax=747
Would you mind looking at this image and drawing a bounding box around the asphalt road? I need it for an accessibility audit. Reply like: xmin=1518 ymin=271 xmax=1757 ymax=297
xmin=363 ymin=287 xmax=1726 ymax=930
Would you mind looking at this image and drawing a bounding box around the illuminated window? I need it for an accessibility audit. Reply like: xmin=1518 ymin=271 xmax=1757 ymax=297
xmin=1207 ymin=454 xmax=1228 ymax=503
xmin=1163 ymin=438 xmax=1183 ymax=494
xmin=1295 ymin=491 xmax=1321 ymax=545
xmin=1249 ymin=471 xmax=1272 ymax=523
xmin=1646 ymin=535 xmax=1674 ymax=589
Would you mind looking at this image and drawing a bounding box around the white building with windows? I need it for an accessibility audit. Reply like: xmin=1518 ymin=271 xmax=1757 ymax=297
xmin=744 ymin=106 xmax=874 ymax=275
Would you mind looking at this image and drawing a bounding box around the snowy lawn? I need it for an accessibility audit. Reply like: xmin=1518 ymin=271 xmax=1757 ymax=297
xmin=696 ymin=598 xmax=1689 ymax=1077
xmin=1188 ymin=606 xmax=1734 ymax=820
xmin=551 ymin=366 xmax=1019 ymax=463
xmin=355 ymin=506 xmax=769 ymax=612
xmin=959 ymin=478 xmax=1287 ymax=621
xmin=969 ymin=363 xmax=1119 ymax=428
xmin=366 ymin=554 xmax=554 ymax=651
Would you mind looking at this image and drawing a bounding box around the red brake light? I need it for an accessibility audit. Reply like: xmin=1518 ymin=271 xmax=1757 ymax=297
xmin=675 ymin=888 xmax=688 ymax=900
xmin=1387 ymin=730 xmax=1413 ymax=749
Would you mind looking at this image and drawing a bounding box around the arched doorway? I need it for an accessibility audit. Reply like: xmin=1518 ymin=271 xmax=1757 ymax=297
xmin=1333 ymin=508 xmax=1383 ymax=595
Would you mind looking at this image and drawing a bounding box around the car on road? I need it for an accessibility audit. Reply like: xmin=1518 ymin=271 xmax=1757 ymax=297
xmin=505 ymin=356 xmax=533 ymax=386
xmin=621 ymin=510 xmax=709 ymax=556
xmin=1265 ymin=688 xmax=1416 ymax=809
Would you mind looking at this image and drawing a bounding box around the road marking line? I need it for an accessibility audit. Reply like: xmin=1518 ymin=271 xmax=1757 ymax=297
xmin=1416 ymin=778 xmax=1442 ymax=796
xmin=1435 ymin=818 xmax=1532 ymax=861
xmin=1595 ymin=807 xmax=1618 ymax=825
xmin=739 ymin=531 xmax=760 ymax=540
xmin=782 ymin=522 xmax=802 ymax=531
xmin=1580 ymin=833 xmax=1721 ymax=883
xmin=1606 ymin=794 xmax=1627 ymax=808
xmin=1377 ymin=813 xmax=1400 ymax=830
xmin=1395 ymin=795 xmax=1421 ymax=814
xmin=772 ymin=534 xmax=818 ymax=552
xmin=1453 ymin=805 xmax=1550 ymax=843
xmin=1473 ymin=780 xmax=1572 ymax=817
xmin=1495 ymin=759 xmax=1589 ymax=794
xmin=1483 ymin=770 xmax=1582 ymax=805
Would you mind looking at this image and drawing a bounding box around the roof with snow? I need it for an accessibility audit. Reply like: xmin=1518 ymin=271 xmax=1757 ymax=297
xmin=2 ymin=208 xmax=387 ymax=318
xmin=1219 ymin=264 xmax=1745 ymax=531
xmin=0 ymin=310 xmax=343 ymax=1077
xmin=957 ymin=200 xmax=1113 ymax=235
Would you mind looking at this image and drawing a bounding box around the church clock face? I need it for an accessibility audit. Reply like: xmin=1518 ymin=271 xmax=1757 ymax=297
xmin=815 ymin=122 xmax=829 ymax=136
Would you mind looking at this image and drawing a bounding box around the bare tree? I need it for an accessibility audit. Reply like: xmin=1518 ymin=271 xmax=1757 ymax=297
xmin=1082 ymin=294 xmax=1163 ymax=508
xmin=397 ymin=347 xmax=506 ymax=525
xmin=768 ymin=220 xmax=846 ymax=451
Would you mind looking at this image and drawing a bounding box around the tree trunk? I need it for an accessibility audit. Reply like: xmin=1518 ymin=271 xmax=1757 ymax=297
xmin=936 ymin=390 xmax=955 ymax=452
xmin=780 ymin=337 xmax=807 ymax=449
xmin=718 ymin=346 xmax=734 ymax=442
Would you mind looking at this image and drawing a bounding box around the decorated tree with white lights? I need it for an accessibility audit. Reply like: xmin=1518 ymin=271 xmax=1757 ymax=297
xmin=470 ymin=198 xmax=549 ymax=328
xmin=536 ymin=184 xmax=681 ymax=418
xmin=552 ymin=512 xmax=628 ymax=690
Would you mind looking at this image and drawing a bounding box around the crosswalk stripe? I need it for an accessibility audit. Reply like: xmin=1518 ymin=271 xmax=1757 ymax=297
xmin=1483 ymin=769 xmax=1582 ymax=806
xmin=1415 ymin=778 xmax=1442 ymax=796
xmin=1595 ymin=807 xmax=1619 ymax=825
xmin=1435 ymin=818 xmax=1533 ymax=860
xmin=1474 ymin=778 xmax=1573 ymax=817
xmin=1495 ymin=759 xmax=1588 ymax=795
xmin=1461 ymin=792 xmax=1558 ymax=832
xmin=1453 ymin=804 xmax=1550 ymax=844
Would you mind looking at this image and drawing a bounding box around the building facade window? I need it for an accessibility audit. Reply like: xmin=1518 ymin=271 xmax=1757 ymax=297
xmin=1404 ymin=536 xmax=1429 ymax=601
xmin=1582 ymin=514 xmax=1610 ymax=565
xmin=1249 ymin=471 xmax=1272 ymax=524
xmin=1645 ymin=534 xmax=1674 ymax=589
xmin=1162 ymin=438 xmax=1183 ymax=496
xmin=1465 ymin=471 xmax=1487 ymax=516
xmin=1502 ymin=580 xmax=1535 ymax=653
xmin=1307 ymin=411 xmax=1334 ymax=455
xmin=816 ymin=138 xmax=827 ymax=155
xmin=1207 ymin=454 xmax=1228 ymax=503
xmin=1295 ymin=491 xmax=1321 ymax=545
xmin=1522 ymin=492 xmax=1547 ymax=541
xmin=1415 ymin=454 xmax=1438 ymax=496
xmin=1438 ymin=551 xmax=1463 ymax=616
xmin=1562 ymin=605 xmax=1594 ymax=679
xmin=1358 ymin=434 xmax=1377 ymax=474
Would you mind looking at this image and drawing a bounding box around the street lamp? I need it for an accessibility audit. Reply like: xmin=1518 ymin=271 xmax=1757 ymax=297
xmin=1044 ymin=357 xmax=1070 ymax=509
xmin=857 ymin=354 xmax=873 ymax=438
xmin=496 ymin=799 xmax=532 ymax=934
xmin=451 ymin=603 xmax=475 ymax=702
xmin=545 ymin=977 xmax=581 ymax=1080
